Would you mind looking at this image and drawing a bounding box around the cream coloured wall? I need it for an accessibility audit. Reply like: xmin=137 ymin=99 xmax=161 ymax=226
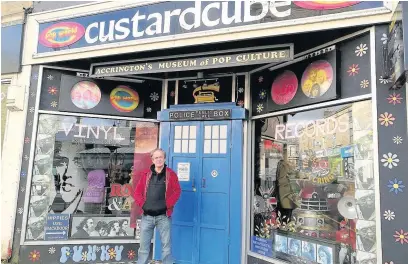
xmin=0 ymin=66 xmax=31 ymax=260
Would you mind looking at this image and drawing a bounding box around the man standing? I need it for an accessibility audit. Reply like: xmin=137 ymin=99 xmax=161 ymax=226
xmin=134 ymin=148 xmax=181 ymax=264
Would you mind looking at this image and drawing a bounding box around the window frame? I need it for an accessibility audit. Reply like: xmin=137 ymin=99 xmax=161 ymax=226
xmin=20 ymin=65 xmax=161 ymax=246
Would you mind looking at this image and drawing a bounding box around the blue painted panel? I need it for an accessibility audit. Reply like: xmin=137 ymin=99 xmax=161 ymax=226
xmin=156 ymin=116 xmax=243 ymax=264
xmin=229 ymin=119 xmax=244 ymax=264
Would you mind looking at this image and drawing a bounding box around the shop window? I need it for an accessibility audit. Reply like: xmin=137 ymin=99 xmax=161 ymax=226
xmin=250 ymin=101 xmax=375 ymax=264
xmin=174 ymin=125 xmax=196 ymax=153
xmin=26 ymin=114 xmax=158 ymax=241
xmin=204 ymin=125 xmax=228 ymax=154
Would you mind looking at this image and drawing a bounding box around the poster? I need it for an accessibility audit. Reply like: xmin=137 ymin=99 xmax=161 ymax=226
xmin=44 ymin=214 xmax=70 ymax=240
xmin=177 ymin=162 xmax=190 ymax=181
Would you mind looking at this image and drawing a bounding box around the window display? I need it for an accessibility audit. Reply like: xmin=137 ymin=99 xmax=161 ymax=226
xmin=26 ymin=114 xmax=158 ymax=240
xmin=251 ymin=101 xmax=375 ymax=264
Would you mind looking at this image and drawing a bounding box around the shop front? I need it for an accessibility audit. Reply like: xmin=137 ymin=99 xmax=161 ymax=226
xmin=11 ymin=1 xmax=408 ymax=264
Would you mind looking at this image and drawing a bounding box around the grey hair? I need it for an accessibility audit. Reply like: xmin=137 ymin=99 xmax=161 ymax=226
xmin=150 ymin=148 xmax=166 ymax=159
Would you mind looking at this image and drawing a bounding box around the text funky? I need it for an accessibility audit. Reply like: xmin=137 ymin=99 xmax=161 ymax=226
xmin=60 ymin=245 xmax=123 ymax=263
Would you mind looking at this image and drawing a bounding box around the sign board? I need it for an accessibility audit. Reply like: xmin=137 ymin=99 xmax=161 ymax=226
xmin=177 ymin=162 xmax=190 ymax=182
xmin=90 ymin=48 xmax=292 ymax=77
xmin=169 ymin=109 xmax=231 ymax=121
xmin=251 ymin=236 xmax=273 ymax=257
xmin=36 ymin=1 xmax=384 ymax=54
xmin=44 ymin=214 xmax=70 ymax=240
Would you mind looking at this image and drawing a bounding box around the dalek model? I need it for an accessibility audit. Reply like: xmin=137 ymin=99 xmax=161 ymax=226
xmin=292 ymin=185 xmax=336 ymax=240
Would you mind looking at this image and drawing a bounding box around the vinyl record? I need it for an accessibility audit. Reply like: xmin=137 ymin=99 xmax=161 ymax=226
xmin=337 ymin=196 xmax=357 ymax=219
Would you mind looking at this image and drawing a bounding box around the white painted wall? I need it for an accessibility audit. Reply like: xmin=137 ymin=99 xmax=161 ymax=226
xmin=1 ymin=65 xmax=31 ymax=260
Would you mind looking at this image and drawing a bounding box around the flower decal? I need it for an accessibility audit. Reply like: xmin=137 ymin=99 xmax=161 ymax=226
xmin=394 ymin=229 xmax=408 ymax=244
xmin=347 ymin=64 xmax=360 ymax=76
xmin=387 ymin=93 xmax=403 ymax=105
xmin=48 ymin=247 xmax=56 ymax=254
xmin=47 ymin=75 xmax=54 ymax=80
xmin=82 ymin=251 xmax=88 ymax=261
xmin=24 ymin=155 xmax=29 ymax=161
xmin=108 ymin=248 xmax=116 ymax=260
xmin=146 ymin=107 xmax=152 ymax=113
xmin=393 ymin=136 xmax=403 ymax=145
xmin=381 ymin=33 xmax=388 ymax=44
xmin=18 ymin=207 xmax=23 ymax=214
xmin=50 ymin=101 xmax=58 ymax=108
xmin=150 ymin=92 xmax=159 ymax=102
xmin=21 ymin=171 xmax=27 ymax=177
xmin=383 ymin=210 xmax=395 ymax=221
xmin=29 ymin=107 xmax=35 ymax=113
xmin=30 ymin=91 xmax=36 ymax=97
xmin=29 ymin=250 xmax=40 ymax=262
xmin=259 ymin=90 xmax=266 ymax=99
xmin=170 ymin=91 xmax=175 ymax=97
xmin=379 ymin=76 xmax=390 ymax=84
xmin=24 ymin=137 xmax=30 ymax=144
xmin=238 ymin=87 xmax=244 ymax=93
xmin=355 ymin=43 xmax=368 ymax=56
xmin=258 ymin=76 xmax=264 ymax=83
xmin=127 ymin=250 xmax=136 ymax=260
xmin=387 ymin=179 xmax=405 ymax=194
xmin=378 ymin=112 xmax=395 ymax=127
xmin=381 ymin=153 xmax=400 ymax=169
xmin=48 ymin=86 xmax=58 ymax=95
xmin=65 ymin=249 xmax=74 ymax=258
xmin=237 ymin=100 xmax=244 ymax=107
xmin=360 ymin=79 xmax=369 ymax=89
xmin=256 ymin=104 xmax=264 ymax=113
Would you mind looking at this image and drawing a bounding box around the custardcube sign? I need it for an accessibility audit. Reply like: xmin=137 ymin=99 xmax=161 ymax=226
xmin=37 ymin=1 xmax=384 ymax=53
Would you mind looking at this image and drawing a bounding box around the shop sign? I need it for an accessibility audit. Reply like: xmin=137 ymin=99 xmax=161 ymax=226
xmin=37 ymin=1 xmax=383 ymax=53
xmin=39 ymin=22 xmax=85 ymax=48
xmin=251 ymin=236 xmax=273 ymax=257
xmin=59 ymin=123 xmax=131 ymax=146
xmin=90 ymin=48 xmax=292 ymax=77
xmin=169 ymin=109 xmax=231 ymax=120
xmin=44 ymin=214 xmax=70 ymax=240
xmin=274 ymin=115 xmax=349 ymax=140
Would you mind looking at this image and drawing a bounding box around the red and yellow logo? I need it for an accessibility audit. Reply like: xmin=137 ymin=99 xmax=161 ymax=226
xmin=39 ymin=22 xmax=85 ymax=48
xmin=294 ymin=1 xmax=360 ymax=10
xmin=110 ymin=85 xmax=140 ymax=113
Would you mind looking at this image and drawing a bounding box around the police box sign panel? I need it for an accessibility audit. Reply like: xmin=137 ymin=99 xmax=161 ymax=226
xmin=37 ymin=1 xmax=383 ymax=53
xmin=169 ymin=109 xmax=231 ymax=120
xmin=91 ymin=48 xmax=292 ymax=77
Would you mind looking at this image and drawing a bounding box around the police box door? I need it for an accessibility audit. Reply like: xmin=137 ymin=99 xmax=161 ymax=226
xmin=169 ymin=121 xmax=231 ymax=264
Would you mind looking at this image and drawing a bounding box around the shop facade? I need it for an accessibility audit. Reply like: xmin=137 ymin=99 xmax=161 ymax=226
xmin=10 ymin=1 xmax=408 ymax=264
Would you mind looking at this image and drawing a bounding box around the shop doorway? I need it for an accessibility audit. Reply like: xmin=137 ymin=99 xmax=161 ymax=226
xmin=168 ymin=121 xmax=231 ymax=264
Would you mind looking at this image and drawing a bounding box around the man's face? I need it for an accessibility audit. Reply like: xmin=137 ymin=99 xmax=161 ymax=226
xmin=122 ymin=221 xmax=128 ymax=229
xmin=99 ymin=228 xmax=107 ymax=236
xmin=86 ymin=219 xmax=94 ymax=230
xmin=152 ymin=151 xmax=165 ymax=168
xmin=114 ymin=222 xmax=120 ymax=232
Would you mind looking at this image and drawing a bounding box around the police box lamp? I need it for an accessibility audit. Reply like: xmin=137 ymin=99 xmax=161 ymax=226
xmin=6 ymin=84 xmax=26 ymax=111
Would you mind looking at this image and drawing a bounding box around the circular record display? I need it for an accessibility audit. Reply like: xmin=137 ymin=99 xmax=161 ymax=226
xmin=110 ymin=85 xmax=140 ymax=112
xmin=70 ymin=81 xmax=101 ymax=109
xmin=271 ymin=70 xmax=298 ymax=105
xmin=301 ymin=60 xmax=334 ymax=98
